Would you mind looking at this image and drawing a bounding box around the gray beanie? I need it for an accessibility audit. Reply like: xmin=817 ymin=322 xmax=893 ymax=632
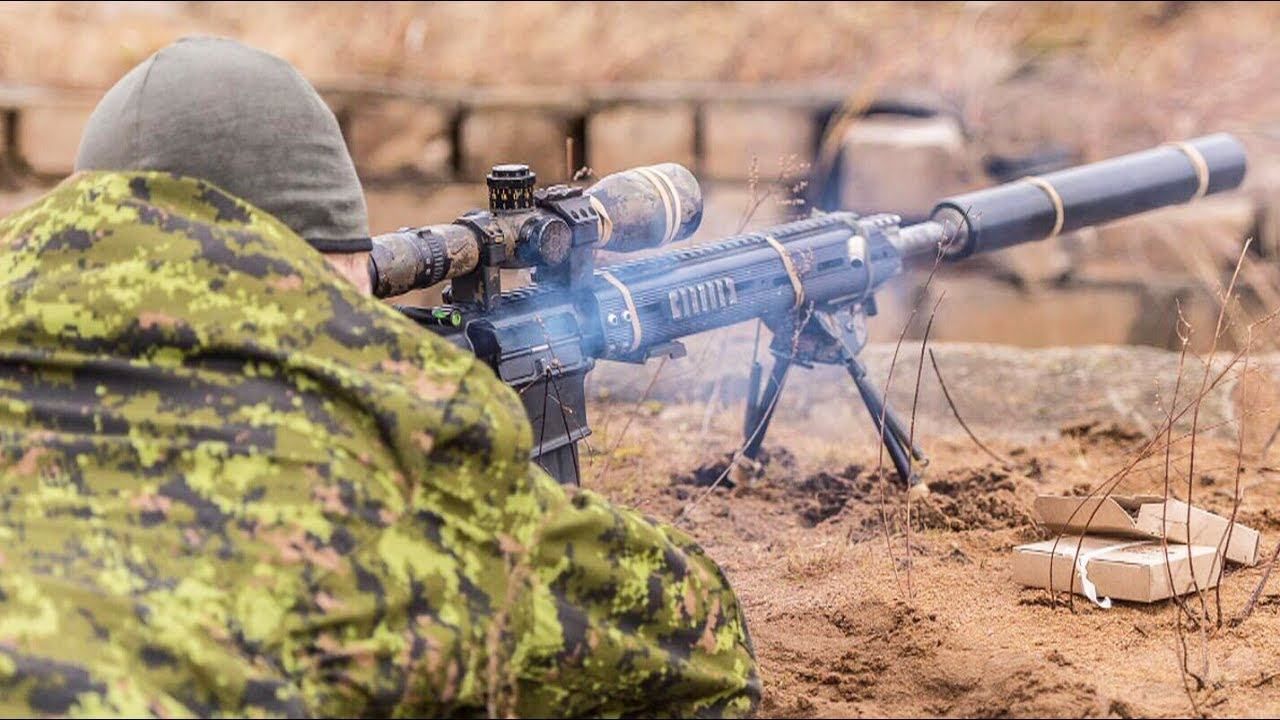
xmin=75 ymin=36 xmax=370 ymax=251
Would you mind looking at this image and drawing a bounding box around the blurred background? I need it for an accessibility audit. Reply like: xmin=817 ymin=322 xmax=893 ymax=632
xmin=1 ymin=1 xmax=1277 ymax=352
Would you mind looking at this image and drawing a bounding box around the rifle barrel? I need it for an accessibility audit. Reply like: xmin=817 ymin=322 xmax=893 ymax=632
xmin=930 ymin=133 xmax=1247 ymax=259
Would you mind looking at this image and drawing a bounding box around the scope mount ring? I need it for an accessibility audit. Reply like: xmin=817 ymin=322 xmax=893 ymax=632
xmin=452 ymin=210 xmax=506 ymax=309
xmin=535 ymin=188 xmax=601 ymax=289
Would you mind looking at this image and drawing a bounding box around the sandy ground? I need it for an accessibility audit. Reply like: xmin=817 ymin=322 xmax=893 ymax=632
xmin=578 ymin=339 xmax=1280 ymax=718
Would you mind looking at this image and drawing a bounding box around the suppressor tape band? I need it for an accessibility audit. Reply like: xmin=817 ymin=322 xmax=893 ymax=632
xmin=1023 ymin=175 xmax=1065 ymax=241
xmin=1166 ymin=141 xmax=1211 ymax=200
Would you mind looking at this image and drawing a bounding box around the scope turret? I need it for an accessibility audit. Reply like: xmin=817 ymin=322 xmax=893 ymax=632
xmin=930 ymin=133 xmax=1247 ymax=259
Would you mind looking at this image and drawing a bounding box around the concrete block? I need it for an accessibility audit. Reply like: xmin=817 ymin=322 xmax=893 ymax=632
xmin=688 ymin=182 xmax=795 ymax=241
xmin=887 ymin=272 xmax=1222 ymax=351
xmin=701 ymin=104 xmax=816 ymax=180
xmin=346 ymin=98 xmax=452 ymax=180
xmin=978 ymin=234 xmax=1078 ymax=285
xmin=19 ymin=102 xmax=96 ymax=177
xmin=587 ymin=103 xmax=696 ymax=176
xmin=839 ymin=114 xmax=976 ymax=217
xmin=459 ymin=109 xmax=573 ymax=184
xmin=1080 ymin=194 xmax=1257 ymax=274
xmin=363 ymin=183 xmax=487 ymax=235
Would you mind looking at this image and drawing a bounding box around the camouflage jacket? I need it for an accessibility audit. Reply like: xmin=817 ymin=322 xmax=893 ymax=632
xmin=0 ymin=172 xmax=759 ymax=718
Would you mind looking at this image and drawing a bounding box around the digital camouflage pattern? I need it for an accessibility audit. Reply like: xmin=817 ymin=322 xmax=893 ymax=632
xmin=0 ymin=172 xmax=760 ymax=718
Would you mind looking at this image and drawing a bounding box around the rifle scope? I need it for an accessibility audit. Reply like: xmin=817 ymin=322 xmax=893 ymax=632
xmin=924 ymin=133 xmax=1247 ymax=259
xmin=369 ymin=163 xmax=702 ymax=298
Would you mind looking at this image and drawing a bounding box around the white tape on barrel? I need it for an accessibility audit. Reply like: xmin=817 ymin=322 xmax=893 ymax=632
xmin=1023 ymin=175 xmax=1065 ymax=241
xmin=1167 ymin=141 xmax=1210 ymax=200
xmin=763 ymin=234 xmax=805 ymax=309
xmin=600 ymin=270 xmax=643 ymax=352
xmin=1074 ymin=540 xmax=1147 ymax=609
xmin=635 ymin=166 xmax=681 ymax=245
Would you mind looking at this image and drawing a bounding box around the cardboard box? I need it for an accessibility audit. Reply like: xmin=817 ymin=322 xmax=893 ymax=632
xmin=1138 ymin=499 xmax=1261 ymax=567
xmin=1013 ymin=535 xmax=1222 ymax=604
xmin=1034 ymin=495 xmax=1261 ymax=566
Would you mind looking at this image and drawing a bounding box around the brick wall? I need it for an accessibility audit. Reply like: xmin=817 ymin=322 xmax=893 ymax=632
xmin=3 ymin=81 xmax=846 ymax=182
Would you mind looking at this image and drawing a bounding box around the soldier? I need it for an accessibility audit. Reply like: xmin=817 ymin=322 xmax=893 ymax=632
xmin=0 ymin=36 xmax=760 ymax=718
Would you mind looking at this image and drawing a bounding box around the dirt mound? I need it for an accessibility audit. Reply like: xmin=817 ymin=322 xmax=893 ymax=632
xmin=757 ymin=593 xmax=1104 ymax=717
xmin=915 ymin=467 xmax=1038 ymax=532
xmin=1238 ymin=505 xmax=1280 ymax=533
xmin=812 ymin=464 xmax=1039 ymax=538
xmin=758 ymin=596 xmax=949 ymax=715
xmin=791 ymin=467 xmax=866 ymax=526
xmin=672 ymin=455 xmax=1039 ymax=533
xmin=1060 ymin=420 xmax=1148 ymax=446
xmin=827 ymin=597 xmax=942 ymax=652
xmin=671 ymin=453 xmax=904 ymax=529
xmin=670 ymin=446 xmax=798 ymax=492
xmin=935 ymin=659 xmax=1104 ymax=718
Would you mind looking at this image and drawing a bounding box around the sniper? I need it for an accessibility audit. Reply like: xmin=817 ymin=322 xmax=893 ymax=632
xmin=0 ymin=37 xmax=760 ymax=718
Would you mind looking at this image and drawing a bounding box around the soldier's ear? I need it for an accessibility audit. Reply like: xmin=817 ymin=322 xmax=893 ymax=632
xmin=322 ymin=251 xmax=373 ymax=296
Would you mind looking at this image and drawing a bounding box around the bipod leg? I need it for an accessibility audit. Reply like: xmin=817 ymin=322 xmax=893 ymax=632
xmin=845 ymin=356 xmax=925 ymax=486
xmin=742 ymin=356 xmax=791 ymax=460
